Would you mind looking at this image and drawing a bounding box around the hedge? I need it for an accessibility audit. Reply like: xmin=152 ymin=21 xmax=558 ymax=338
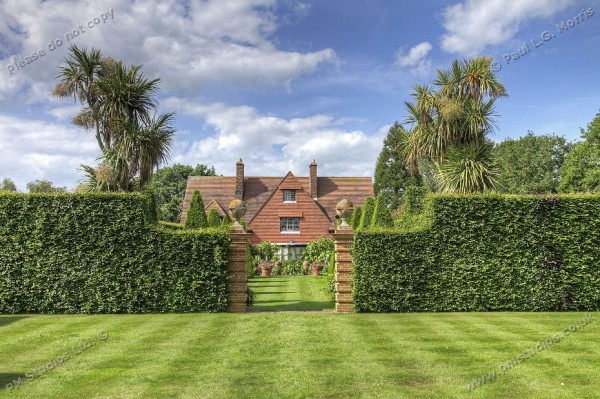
xmin=0 ymin=193 xmax=230 ymax=313
xmin=353 ymin=194 xmax=600 ymax=312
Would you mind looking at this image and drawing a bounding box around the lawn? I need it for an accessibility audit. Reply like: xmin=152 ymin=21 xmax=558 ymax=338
xmin=0 ymin=310 xmax=598 ymax=398
xmin=248 ymin=275 xmax=334 ymax=311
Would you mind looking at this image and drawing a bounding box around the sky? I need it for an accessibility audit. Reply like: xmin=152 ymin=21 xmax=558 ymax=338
xmin=1 ymin=0 xmax=599 ymax=191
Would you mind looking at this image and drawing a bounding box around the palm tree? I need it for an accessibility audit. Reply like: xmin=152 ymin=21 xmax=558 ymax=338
xmin=95 ymin=62 xmax=160 ymax=150
xmin=56 ymin=46 xmax=175 ymax=192
xmin=116 ymin=113 xmax=175 ymax=189
xmin=402 ymin=56 xmax=507 ymax=193
xmin=436 ymin=141 xmax=499 ymax=194
xmin=52 ymin=45 xmax=106 ymax=150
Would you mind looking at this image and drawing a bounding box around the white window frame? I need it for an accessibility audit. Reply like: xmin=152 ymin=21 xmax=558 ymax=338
xmin=283 ymin=189 xmax=296 ymax=203
xmin=280 ymin=217 xmax=300 ymax=233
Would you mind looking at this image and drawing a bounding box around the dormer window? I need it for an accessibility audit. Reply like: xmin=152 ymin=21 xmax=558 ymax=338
xmin=283 ymin=189 xmax=296 ymax=203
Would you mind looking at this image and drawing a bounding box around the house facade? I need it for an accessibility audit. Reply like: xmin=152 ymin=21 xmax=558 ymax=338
xmin=181 ymin=159 xmax=373 ymax=253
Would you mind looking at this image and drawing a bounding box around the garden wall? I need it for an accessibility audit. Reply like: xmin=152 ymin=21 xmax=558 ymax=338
xmin=0 ymin=193 xmax=230 ymax=313
xmin=353 ymin=194 xmax=600 ymax=312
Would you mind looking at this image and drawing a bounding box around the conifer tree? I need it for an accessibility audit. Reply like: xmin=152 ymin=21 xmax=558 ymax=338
xmin=184 ymin=190 xmax=208 ymax=229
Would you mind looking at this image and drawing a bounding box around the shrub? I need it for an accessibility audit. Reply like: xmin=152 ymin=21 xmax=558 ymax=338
xmin=370 ymin=194 xmax=394 ymax=228
xmin=358 ymin=197 xmax=375 ymax=230
xmin=353 ymin=194 xmax=600 ymax=312
xmin=254 ymin=241 xmax=278 ymax=261
xmin=158 ymin=221 xmax=184 ymax=230
xmin=350 ymin=206 xmax=362 ymax=230
xmin=0 ymin=192 xmax=230 ymax=313
xmin=207 ymin=209 xmax=221 ymax=227
xmin=327 ymin=253 xmax=336 ymax=299
xmin=221 ymin=214 xmax=232 ymax=226
xmin=303 ymin=237 xmax=334 ymax=263
xmin=402 ymin=186 xmax=428 ymax=214
xmin=280 ymin=260 xmax=303 ymax=275
xmin=246 ymin=287 xmax=256 ymax=308
xmin=246 ymin=243 xmax=257 ymax=279
xmin=184 ymin=190 xmax=208 ymax=229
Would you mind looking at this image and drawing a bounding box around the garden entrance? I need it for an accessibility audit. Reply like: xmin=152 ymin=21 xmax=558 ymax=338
xmin=248 ymin=276 xmax=334 ymax=312
xmin=227 ymin=200 xmax=356 ymax=313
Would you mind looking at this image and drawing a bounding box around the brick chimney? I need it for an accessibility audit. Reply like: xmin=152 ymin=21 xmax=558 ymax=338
xmin=309 ymin=159 xmax=318 ymax=199
xmin=235 ymin=158 xmax=244 ymax=199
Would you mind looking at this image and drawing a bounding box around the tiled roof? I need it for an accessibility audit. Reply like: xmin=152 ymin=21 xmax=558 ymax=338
xmin=181 ymin=174 xmax=373 ymax=224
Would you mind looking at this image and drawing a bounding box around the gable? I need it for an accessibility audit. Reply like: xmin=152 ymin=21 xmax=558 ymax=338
xmin=248 ymin=172 xmax=333 ymax=244
xmin=205 ymin=199 xmax=228 ymax=217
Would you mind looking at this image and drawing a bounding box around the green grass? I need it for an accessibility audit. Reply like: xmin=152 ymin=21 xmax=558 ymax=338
xmin=0 ymin=312 xmax=598 ymax=398
xmin=248 ymin=275 xmax=334 ymax=312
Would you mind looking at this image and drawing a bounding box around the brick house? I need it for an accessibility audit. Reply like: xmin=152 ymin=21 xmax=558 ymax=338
xmin=181 ymin=159 xmax=373 ymax=254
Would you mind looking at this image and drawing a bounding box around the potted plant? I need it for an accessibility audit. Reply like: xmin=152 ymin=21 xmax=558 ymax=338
xmin=303 ymin=237 xmax=335 ymax=277
xmin=254 ymin=241 xmax=278 ymax=277
xmin=311 ymin=261 xmax=324 ymax=276
xmin=260 ymin=261 xmax=274 ymax=277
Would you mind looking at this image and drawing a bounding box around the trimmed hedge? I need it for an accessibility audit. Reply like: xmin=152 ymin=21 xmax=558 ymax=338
xmin=0 ymin=193 xmax=230 ymax=313
xmin=353 ymin=194 xmax=600 ymax=312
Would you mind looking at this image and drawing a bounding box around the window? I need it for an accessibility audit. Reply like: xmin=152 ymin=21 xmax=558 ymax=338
xmin=280 ymin=217 xmax=300 ymax=233
xmin=283 ymin=190 xmax=296 ymax=202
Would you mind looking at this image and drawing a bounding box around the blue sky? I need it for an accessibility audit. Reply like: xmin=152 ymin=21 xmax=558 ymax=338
xmin=1 ymin=0 xmax=599 ymax=190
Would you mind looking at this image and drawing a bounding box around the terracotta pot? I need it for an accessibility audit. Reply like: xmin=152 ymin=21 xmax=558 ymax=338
xmin=311 ymin=267 xmax=320 ymax=276
xmin=262 ymin=268 xmax=272 ymax=277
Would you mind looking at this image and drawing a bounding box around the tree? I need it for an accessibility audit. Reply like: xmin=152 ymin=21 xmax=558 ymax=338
xmin=374 ymin=123 xmax=421 ymax=210
xmin=146 ymin=163 xmax=216 ymax=222
xmin=54 ymin=45 xmax=175 ymax=191
xmin=221 ymin=214 xmax=232 ymax=226
xmin=207 ymin=209 xmax=221 ymax=227
xmin=0 ymin=178 xmax=17 ymax=192
xmin=26 ymin=179 xmax=67 ymax=194
xmin=359 ymin=197 xmax=375 ymax=230
xmin=350 ymin=206 xmax=362 ymax=230
xmin=559 ymin=111 xmax=600 ymax=193
xmin=403 ymin=56 xmax=507 ymax=193
xmin=370 ymin=194 xmax=394 ymax=228
xmin=184 ymin=190 xmax=208 ymax=229
xmin=52 ymin=45 xmax=107 ymax=151
xmin=494 ymin=132 xmax=572 ymax=194
xmin=436 ymin=141 xmax=498 ymax=194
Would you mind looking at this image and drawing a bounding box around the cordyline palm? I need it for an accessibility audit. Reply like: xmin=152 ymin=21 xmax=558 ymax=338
xmin=436 ymin=141 xmax=499 ymax=194
xmin=96 ymin=62 xmax=160 ymax=150
xmin=403 ymin=56 xmax=507 ymax=193
xmin=52 ymin=45 xmax=107 ymax=150
xmin=56 ymin=45 xmax=175 ymax=191
xmin=115 ymin=113 xmax=175 ymax=189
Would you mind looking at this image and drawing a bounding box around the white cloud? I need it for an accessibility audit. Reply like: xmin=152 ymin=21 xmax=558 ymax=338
xmin=164 ymin=98 xmax=385 ymax=178
xmin=440 ymin=0 xmax=575 ymax=55
xmin=0 ymin=114 xmax=99 ymax=191
xmin=394 ymin=41 xmax=433 ymax=75
xmin=0 ymin=0 xmax=338 ymax=104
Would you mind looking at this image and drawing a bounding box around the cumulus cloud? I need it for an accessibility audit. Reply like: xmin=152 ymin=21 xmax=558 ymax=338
xmin=164 ymin=98 xmax=385 ymax=178
xmin=0 ymin=0 xmax=338 ymax=103
xmin=0 ymin=114 xmax=99 ymax=191
xmin=440 ymin=0 xmax=575 ymax=55
xmin=394 ymin=41 xmax=433 ymax=75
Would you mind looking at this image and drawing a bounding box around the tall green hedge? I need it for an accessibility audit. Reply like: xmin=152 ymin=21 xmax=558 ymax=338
xmin=0 ymin=193 xmax=230 ymax=313
xmin=353 ymin=194 xmax=600 ymax=312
